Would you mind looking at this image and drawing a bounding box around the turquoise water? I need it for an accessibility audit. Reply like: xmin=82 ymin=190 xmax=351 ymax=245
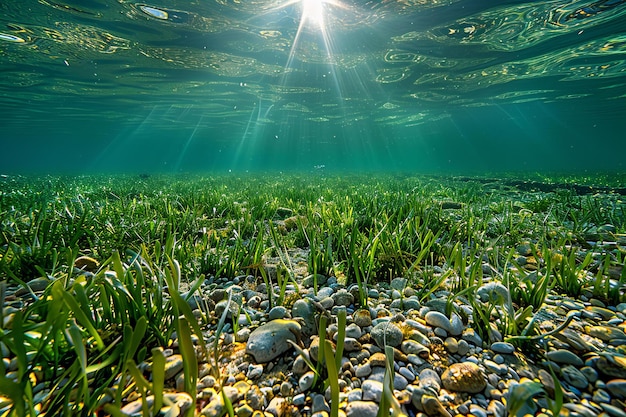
xmin=1 ymin=0 xmax=625 ymax=174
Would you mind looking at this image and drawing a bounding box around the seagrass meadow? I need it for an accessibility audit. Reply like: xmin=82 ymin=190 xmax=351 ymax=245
xmin=1 ymin=173 xmax=626 ymax=417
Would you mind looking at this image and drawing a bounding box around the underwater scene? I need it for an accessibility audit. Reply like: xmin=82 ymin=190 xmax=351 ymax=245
xmin=1 ymin=1 xmax=626 ymax=417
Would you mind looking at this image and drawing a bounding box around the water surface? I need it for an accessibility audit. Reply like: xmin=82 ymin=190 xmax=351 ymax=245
xmin=1 ymin=0 xmax=625 ymax=173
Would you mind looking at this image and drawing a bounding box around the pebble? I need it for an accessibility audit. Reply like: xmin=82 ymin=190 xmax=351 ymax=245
xmin=606 ymin=378 xmax=626 ymax=398
xmin=245 ymin=319 xmax=301 ymax=363
xmin=345 ymin=323 xmax=362 ymax=339
xmin=370 ymin=322 xmax=403 ymax=348
xmin=449 ymin=313 xmax=464 ymax=336
xmin=400 ymin=339 xmax=429 ymax=356
xmin=561 ymin=365 xmax=589 ymax=389
xmin=345 ymin=401 xmax=378 ymax=417
xmin=361 ymin=380 xmax=383 ymax=402
xmin=593 ymin=388 xmax=611 ymax=403
xmin=355 ymin=363 xmax=372 ymax=378
xmin=421 ymin=395 xmax=452 ymax=417
xmin=267 ymin=397 xmax=288 ymax=417
xmin=462 ymin=328 xmax=482 ymax=346
xmin=353 ymin=309 xmax=372 ymax=327
xmin=445 ymin=337 xmax=459 ymax=354
xmin=418 ymin=368 xmax=441 ymax=394
xmin=546 ymin=349 xmax=584 ymax=366
xmin=247 ymin=364 xmax=264 ymax=379
xmin=425 ymin=311 xmax=453 ymax=333
xmin=441 ymin=362 xmax=487 ymax=394
xmin=399 ymin=366 xmax=415 ymax=382
xmin=332 ymin=290 xmax=354 ymax=307
xmin=457 ymin=339 xmax=470 ymax=356
xmin=299 ymin=371 xmax=316 ymax=392
xmin=483 ymin=359 xmax=507 ymax=375
xmin=491 ymin=342 xmax=515 ymax=354
xmin=164 ymin=354 xmax=184 ymax=380
xmin=312 ymin=394 xmax=330 ymax=413
xmin=268 ymin=306 xmax=288 ymax=320
xmin=121 ymin=393 xmax=193 ymax=416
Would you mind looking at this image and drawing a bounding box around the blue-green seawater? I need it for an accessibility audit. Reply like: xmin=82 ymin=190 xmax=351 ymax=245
xmin=1 ymin=0 xmax=625 ymax=174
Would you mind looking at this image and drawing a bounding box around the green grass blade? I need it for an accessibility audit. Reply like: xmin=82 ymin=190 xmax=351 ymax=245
xmin=323 ymin=340 xmax=340 ymax=417
xmin=151 ymin=348 xmax=166 ymax=413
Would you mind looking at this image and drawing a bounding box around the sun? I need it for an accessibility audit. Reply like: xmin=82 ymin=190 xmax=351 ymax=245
xmin=301 ymin=0 xmax=326 ymax=28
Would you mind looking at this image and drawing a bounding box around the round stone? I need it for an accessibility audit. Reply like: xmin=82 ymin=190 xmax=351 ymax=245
xmin=546 ymin=349 xmax=584 ymax=366
xmin=245 ymin=319 xmax=301 ymax=363
xmin=299 ymin=371 xmax=315 ymax=392
xmin=418 ymin=368 xmax=441 ymax=394
xmin=390 ymin=277 xmax=408 ymax=291
xmin=353 ymin=309 xmax=373 ymax=327
xmin=164 ymin=354 xmax=184 ymax=380
xmin=332 ymin=289 xmax=354 ymax=307
xmin=561 ymin=365 xmax=588 ymax=389
xmin=268 ymin=306 xmax=288 ymax=320
xmin=456 ymin=339 xmax=470 ymax=356
xmin=355 ymin=363 xmax=372 ymax=378
xmin=371 ymin=322 xmax=403 ymax=348
xmin=345 ymin=323 xmax=363 ymax=339
xmin=292 ymin=299 xmax=317 ymax=336
xmin=421 ymin=395 xmax=452 ymax=417
xmin=425 ymin=311 xmax=452 ymax=333
xmin=361 ymin=380 xmax=384 ymax=402
xmin=346 ymin=401 xmax=379 ymax=417
xmin=491 ymin=342 xmax=515 ymax=355
xmin=606 ymin=379 xmax=626 ymax=399
xmin=400 ymin=340 xmax=430 ymax=356
xmin=441 ymin=362 xmax=487 ymax=394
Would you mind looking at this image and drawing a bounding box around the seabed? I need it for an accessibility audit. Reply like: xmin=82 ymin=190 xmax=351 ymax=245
xmin=1 ymin=173 xmax=625 ymax=417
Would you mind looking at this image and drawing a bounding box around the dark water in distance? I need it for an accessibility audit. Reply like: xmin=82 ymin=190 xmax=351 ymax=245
xmin=1 ymin=0 xmax=625 ymax=174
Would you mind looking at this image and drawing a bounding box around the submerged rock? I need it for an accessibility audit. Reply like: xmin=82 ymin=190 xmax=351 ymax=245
xmin=246 ymin=319 xmax=301 ymax=363
xmin=441 ymin=362 xmax=486 ymax=394
xmin=371 ymin=322 xmax=403 ymax=348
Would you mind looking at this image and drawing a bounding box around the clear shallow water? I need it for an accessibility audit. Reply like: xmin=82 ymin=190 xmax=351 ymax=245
xmin=1 ymin=0 xmax=625 ymax=174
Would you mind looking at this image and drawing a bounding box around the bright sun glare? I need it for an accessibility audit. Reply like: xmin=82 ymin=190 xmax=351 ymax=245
xmin=301 ymin=0 xmax=326 ymax=27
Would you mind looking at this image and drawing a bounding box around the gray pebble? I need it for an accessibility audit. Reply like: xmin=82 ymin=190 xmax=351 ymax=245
xmin=319 ymin=297 xmax=335 ymax=309
xmin=434 ymin=327 xmax=448 ymax=338
xmin=299 ymin=371 xmax=316 ymax=392
xmin=355 ymin=363 xmax=372 ymax=378
xmin=345 ymin=323 xmax=362 ymax=339
xmin=361 ymin=380 xmax=384 ymax=402
xmin=449 ymin=313 xmax=464 ymax=336
xmin=425 ymin=311 xmax=452 ymax=333
xmin=593 ymin=388 xmax=611 ymax=404
xmin=346 ymin=400 xmax=379 ymax=417
xmin=343 ymin=337 xmax=362 ymax=352
xmin=491 ymin=342 xmax=515 ymax=355
xmin=317 ymin=287 xmax=334 ymax=298
xmin=457 ymin=339 xmax=470 ymax=356
xmin=390 ymin=277 xmax=408 ymax=291
xmin=606 ymin=378 xmax=626 ymax=399
xmin=394 ymin=373 xmax=409 ymax=390
xmin=247 ymin=363 xmax=264 ymax=379
xmin=562 ymin=365 xmax=589 ymax=389
xmin=445 ymin=337 xmax=459 ymax=354
xmin=268 ymin=306 xmax=288 ymax=320
xmin=546 ymin=349 xmax=584 ymax=366
xmin=462 ymin=328 xmax=482 ymax=346
xmin=399 ymin=367 xmax=415 ymax=382
xmin=312 ymin=394 xmax=330 ymax=413
xmin=470 ymin=404 xmax=488 ymax=417
xmin=483 ymin=359 xmax=507 ymax=375
xmin=347 ymin=388 xmax=363 ymax=402
xmin=371 ymin=322 xmax=403 ymax=348
xmin=292 ymin=393 xmax=306 ymax=406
